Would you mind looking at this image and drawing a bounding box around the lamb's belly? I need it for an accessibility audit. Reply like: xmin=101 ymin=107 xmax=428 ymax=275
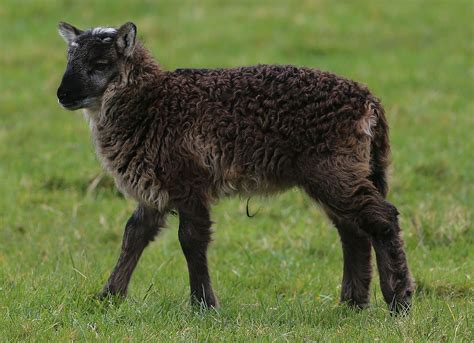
xmin=214 ymin=175 xmax=292 ymax=199
xmin=113 ymin=174 xmax=169 ymax=211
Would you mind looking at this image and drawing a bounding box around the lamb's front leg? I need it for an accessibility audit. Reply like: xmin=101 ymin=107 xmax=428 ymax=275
xmin=100 ymin=204 xmax=167 ymax=298
xmin=178 ymin=200 xmax=219 ymax=308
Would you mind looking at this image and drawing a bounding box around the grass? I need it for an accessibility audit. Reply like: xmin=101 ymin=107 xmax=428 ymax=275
xmin=0 ymin=0 xmax=473 ymax=341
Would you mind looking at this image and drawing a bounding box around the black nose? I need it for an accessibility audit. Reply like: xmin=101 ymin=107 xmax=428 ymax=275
xmin=57 ymin=87 xmax=68 ymax=101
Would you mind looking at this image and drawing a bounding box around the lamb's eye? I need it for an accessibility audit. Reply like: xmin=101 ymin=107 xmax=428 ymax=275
xmin=93 ymin=61 xmax=109 ymax=71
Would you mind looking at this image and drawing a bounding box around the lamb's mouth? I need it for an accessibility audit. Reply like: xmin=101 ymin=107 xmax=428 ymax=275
xmin=58 ymin=99 xmax=83 ymax=110
xmin=58 ymin=97 xmax=99 ymax=111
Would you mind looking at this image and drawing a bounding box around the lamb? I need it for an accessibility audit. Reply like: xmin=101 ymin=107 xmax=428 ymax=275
xmin=57 ymin=22 xmax=414 ymax=313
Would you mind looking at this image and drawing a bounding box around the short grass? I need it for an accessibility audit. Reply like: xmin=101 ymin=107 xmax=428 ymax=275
xmin=0 ymin=0 xmax=473 ymax=341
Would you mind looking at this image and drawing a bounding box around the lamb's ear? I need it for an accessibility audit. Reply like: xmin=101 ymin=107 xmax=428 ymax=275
xmin=116 ymin=22 xmax=137 ymax=57
xmin=58 ymin=22 xmax=83 ymax=44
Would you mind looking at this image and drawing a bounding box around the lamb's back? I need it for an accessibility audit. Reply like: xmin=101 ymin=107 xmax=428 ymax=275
xmin=155 ymin=65 xmax=373 ymax=194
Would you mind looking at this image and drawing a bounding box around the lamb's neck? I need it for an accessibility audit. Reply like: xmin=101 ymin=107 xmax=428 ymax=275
xmin=98 ymin=46 xmax=162 ymax=122
xmin=84 ymin=44 xmax=165 ymax=172
xmin=85 ymin=100 xmax=151 ymax=184
xmin=88 ymin=46 xmax=161 ymax=127
xmin=121 ymin=43 xmax=162 ymax=85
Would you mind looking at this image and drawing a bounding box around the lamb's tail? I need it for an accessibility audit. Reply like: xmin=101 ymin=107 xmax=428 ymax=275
xmin=364 ymin=97 xmax=391 ymax=198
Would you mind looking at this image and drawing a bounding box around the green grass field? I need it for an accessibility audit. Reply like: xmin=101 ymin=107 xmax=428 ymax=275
xmin=0 ymin=0 xmax=473 ymax=341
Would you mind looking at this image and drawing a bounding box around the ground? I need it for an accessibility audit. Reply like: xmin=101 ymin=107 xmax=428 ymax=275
xmin=0 ymin=0 xmax=472 ymax=341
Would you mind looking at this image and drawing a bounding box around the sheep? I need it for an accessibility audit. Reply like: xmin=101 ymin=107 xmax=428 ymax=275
xmin=57 ymin=21 xmax=414 ymax=313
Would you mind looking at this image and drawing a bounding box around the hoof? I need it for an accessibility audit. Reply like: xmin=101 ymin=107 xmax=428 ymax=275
xmin=191 ymin=295 xmax=220 ymax=309
xmin=97 ymin=286 xmax=127 ymax=301
xmin=389 ymin=289 xmax=413 ymax=316
xmin=342 ymin=300 xmax=370 ymax=310
xmin=340 ymin=289 xmax=370 ymax=310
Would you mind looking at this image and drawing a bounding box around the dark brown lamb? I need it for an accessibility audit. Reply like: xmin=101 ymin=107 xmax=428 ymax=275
xmin=57 ymin=22 xmax=414 ymax=313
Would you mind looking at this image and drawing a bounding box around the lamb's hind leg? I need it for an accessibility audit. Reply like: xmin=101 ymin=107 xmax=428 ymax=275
xmin=178 ymin=199 xmax=218 ymax=308
xmin=304 ymin=167 xmax=413 ymax=313
xmin=100 ymin=204 xmax=166 ymax=298
xmin=366 ymin=201 xmax=414 ymax=313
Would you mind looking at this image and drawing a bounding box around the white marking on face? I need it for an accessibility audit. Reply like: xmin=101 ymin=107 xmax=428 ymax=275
xmin=71 ymin=41 xmax=79 ymax=47
xmin=92 ymin=27 xmax=117 ymax=35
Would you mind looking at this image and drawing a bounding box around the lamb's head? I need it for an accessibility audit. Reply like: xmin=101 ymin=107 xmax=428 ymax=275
xmin=57 ymin=22 xmax=136 ymax=110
